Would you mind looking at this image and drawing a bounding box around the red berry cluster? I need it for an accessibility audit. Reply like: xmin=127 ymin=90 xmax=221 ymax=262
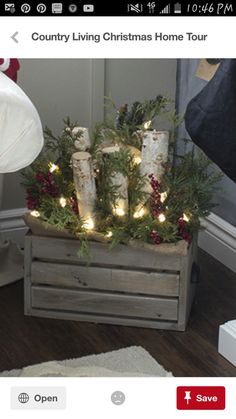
xmin=70 ymin=194 xmax=79 ymax=215
xmin=26 ymin=189 xmax=38 ymax=210
xmin=150 ymin=230 xmax=162 ymax=245
xmin=36 ymin=171 xmax=59 ymax=197
xmin=26 ymin=171 xmax=60 ymax=210
xmin=178 ymin=217 xmax=192 ymax=244
xmin=149 ymin=174 xmax=163 ymax=218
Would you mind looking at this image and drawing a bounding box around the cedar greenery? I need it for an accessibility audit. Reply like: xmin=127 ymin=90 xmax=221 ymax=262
xmin=21 ymin=96 xmax=223 ymax=254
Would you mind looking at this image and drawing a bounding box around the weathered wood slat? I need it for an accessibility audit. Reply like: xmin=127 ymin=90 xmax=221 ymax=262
xmin=32 ymin=286 xmax=178 ymax=321
xmin=29 ymin=308 xmax=180 ymax=330
xmin=24 ymin=232 xmax=197 ymax=330
xmin=31 ymin=235 xmax=182 ymax=271
xmin=31 ymin=261 xmax=179 ymax=297
xmin=178 ymin=239 xmax=196 ymax=330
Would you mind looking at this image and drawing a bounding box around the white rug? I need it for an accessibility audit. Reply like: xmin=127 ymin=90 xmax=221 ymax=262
xmin=0 ymin=346 xmax=173 ymax=377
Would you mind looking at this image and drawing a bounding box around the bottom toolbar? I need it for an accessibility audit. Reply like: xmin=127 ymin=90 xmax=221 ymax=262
xmin=1 ymin=378 xmax=236 ymax=418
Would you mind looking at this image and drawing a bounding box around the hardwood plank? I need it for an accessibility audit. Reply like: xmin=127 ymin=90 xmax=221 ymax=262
xmin=24 ymin=234 xmax=32 ymax=315
xmin=31 ymin=286 xmax=178 ymax=320
xmin=0 ymin=249 xmax=236 ymax=376
xmin=31 ymin=261 xmax=180 ymax=297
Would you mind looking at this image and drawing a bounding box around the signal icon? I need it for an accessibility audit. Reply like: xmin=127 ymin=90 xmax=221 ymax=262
xmin=160 ymin=4 xmax=170 ymax=14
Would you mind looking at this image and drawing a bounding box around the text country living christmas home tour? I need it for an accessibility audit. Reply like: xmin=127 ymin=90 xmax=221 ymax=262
xmin=21 ymin=95 xmax=221 ymax=256
xmin=31 ymin=32 xmax=208 ymax=43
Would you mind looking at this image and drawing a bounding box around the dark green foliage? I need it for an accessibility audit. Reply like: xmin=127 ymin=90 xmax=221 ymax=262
xmin=116 ymin=95 xmax=170 ymax=134
xmin=39 ymin=196 xmax=80 ymax=231
xmin=21 ymin=97 xmax=223 ymax=250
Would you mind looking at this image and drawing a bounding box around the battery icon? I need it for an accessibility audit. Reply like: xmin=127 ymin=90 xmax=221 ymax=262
xmin=174 ymin=2 xmax=181 ymax=14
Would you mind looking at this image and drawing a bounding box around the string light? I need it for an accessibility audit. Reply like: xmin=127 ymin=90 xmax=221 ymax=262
xmin=49 ymin=162 xmax=59 ymax=173
xmin=133 ymin=208 xmax=146 ymax=219
xmin=160 ymin=191 xmax=168 ymax=203
xmin=59 ymin=197 xmax=67 ymax=208
xmin=143 ymin=120 xmax=152 ymax=130
xmin=134 ymin=156 xmax=142 ymax=165
xmin=106 ymin=231 xmax=113 ymax=238
xmin=83 ymin=218 xmax=94 ymax=231
xmin=30 ymin=210 xmax=40 ymax=218
xmin=113 ymin=207 xmax=125 ymax=217
xmin=127 ymin=145 xmax=141 ymax=165
xmin=183 ymin=213 xmax=190 ymax=223
xmin=158 ymin=213 xmax=166 ymax=223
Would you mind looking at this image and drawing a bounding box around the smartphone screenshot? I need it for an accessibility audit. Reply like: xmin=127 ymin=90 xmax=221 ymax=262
xmin=0 ymin=1 xmax=236 ymax=417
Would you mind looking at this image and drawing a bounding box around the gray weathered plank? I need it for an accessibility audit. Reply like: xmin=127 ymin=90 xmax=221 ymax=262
xmin=31 ymin=261 xmax=179 ymax=297
xmin=177 ymin=238 xmax=197 ymax=330
xmin=25 ymin=232 xmax=197 ymax=330
xmin=27 ymin=307 xmax=180 ymax=330
xmin=31 ymin=286 xmax=178 ymax=321
xmin=31 ymin=235 xmax=182 ymax=271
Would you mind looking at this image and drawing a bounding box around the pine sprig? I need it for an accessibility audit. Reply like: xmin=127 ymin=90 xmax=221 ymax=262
xmin=21 ymin=97 xmax=223 ymax=252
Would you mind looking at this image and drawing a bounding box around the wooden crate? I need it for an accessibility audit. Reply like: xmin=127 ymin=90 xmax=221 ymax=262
xmin=24 ymin=232 xmax=199 ymax=331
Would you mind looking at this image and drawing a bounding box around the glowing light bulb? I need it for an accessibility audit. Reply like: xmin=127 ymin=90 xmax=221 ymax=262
xmin=160 ymin=191 xmax=168 ymax=203
xmin=83 ymin=218 xmax=94 ymax=230
xmin=134 ymin=156 xmax=142 ymax=165
xmin=133 ymin=208 xmax=145 ymax=219
xmin=49 ymin=162 xmax=59 ymax=173
xmin=106 ymin=231 xmax=113 ymax=238
xmin=183 ymin=213 xmax=190 ymax=223
xmin=144 ymin=120 xmax=152 ymax=130
xmin=158 ymin=213 xmax=166 ymax=223
xmin=59 ymin=197 xmax=67 ymax=208
xmin=113 ymin=208 xmax=125 ymax=217
xmin=30 ymin=210 xmax=40 ymax=218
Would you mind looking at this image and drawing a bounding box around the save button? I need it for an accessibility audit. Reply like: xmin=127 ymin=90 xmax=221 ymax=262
xmin=177 ymin=386 xmax=225 ymax=410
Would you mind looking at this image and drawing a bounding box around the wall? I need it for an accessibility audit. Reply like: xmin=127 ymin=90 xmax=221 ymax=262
xmin=0 ymin=58 xmax=177 ymax=211
xmin=105 ymin=59 xmax=177 ymax=109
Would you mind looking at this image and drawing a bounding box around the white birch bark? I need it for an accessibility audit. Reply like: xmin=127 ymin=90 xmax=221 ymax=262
xmin=140 ymin=130 xmax=169 ymax=193
xmin=73 ymin=127 xmax=91 ymax=151
xmin=72 ymin=151 xmax=96 ymax=227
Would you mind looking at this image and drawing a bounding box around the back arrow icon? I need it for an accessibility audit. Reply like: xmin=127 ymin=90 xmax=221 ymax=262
xmin=11 ymin=31 xmax=19 ymax=43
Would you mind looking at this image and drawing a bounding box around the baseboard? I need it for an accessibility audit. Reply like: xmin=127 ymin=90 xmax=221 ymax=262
xmin=0 ymin=207 xmax=28 ymax=248
xmin=0 ymin=208 xmax=236 ymax=273
xmin=199 ymin=213 xmax=236 ymax=273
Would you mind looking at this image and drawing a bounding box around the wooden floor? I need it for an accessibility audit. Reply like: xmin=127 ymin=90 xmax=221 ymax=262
xmin=0 ymin=248 xmax=236 ymax=376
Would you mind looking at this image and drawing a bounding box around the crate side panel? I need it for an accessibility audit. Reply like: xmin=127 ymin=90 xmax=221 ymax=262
xmin=31 ymin=261 xmax=180 ymax=296
xmin=32 ymin=286 xmax=178 ymax=321
xmin=31 ymin=236 xmax=182 ymax=271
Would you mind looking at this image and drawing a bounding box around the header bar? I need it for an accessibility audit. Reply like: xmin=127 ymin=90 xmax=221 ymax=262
xmin=1 ymin=17 xmax=236 ymax=58
xmin=0 ymin=1 xmax=234 ymax=17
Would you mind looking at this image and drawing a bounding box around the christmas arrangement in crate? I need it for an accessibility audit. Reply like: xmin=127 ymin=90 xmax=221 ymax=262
xmin=22 ymin=96 xmax=222 ymax=330
xmin=22 ymin=95 xmax=221 ymax=252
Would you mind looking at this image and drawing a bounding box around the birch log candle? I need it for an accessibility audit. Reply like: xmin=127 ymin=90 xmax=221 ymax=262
xmin=140 ymin=130 xmax=169 ymax=193
xmin=102 ymin=145 xmax=128 ymax=217
xmin=73 ymin=127 xmax=91 ymax=151
xmin=72 ymin=151 xmax=96 ymax=229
